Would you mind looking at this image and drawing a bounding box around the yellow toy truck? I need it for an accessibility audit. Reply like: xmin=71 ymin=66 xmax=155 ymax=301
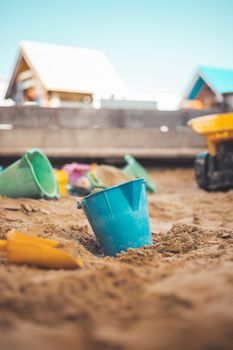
xmin=188 ymin=113 xmax=233 ymax=190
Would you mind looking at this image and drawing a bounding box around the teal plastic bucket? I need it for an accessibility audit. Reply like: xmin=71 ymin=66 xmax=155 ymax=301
xmin=0 ymin=149 xmax=59 ymax=199
xmin=79 ymin=179 xmax=152 ymax=256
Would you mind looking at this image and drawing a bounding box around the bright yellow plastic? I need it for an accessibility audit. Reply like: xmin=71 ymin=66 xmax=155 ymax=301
xmin=7 ymin=231 xmax=60 ymax=247
xmin=54 ymin=169 xmax=68 ymax=196
xmin=0 ymin=240 xmax=7 ymax=251
xmin=188 ymin=113 xmax=233 ymax=155
xmin=0 ymin=231 xmax=83 ymax=269
xmin=7 ymin=240 xmax=83 ymax=269
xmin=90 ymin=163 xmax=97 ymax=172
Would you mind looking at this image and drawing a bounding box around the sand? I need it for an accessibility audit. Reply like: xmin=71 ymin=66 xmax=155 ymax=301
xmin=94 ymin=165 xmax=134 ymax=187
xmin=0 ymin=168 xmax=233 ymax=350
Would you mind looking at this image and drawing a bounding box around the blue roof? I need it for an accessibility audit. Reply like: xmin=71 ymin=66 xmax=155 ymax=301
xmin=188 ymin=66 xmax=233 ymax=99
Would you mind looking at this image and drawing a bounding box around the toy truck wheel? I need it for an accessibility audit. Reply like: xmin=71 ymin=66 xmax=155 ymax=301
xmin=194 ymin=152 xmax=209 ymax=190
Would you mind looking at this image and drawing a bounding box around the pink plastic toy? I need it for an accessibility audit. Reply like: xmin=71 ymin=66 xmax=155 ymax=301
xmin=62 ymin=163 xmax=91 ymax=185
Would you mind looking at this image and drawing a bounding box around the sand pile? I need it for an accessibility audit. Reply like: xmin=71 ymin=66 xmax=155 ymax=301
xmin=94 ymin=165 xmax=134 ymax=187
xmin=0 ymin=168 xmax=232 ymax=350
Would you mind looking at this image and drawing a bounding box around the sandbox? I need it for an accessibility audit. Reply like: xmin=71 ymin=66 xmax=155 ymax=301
xmin=0 ymin=169 xmax=232 ymax=350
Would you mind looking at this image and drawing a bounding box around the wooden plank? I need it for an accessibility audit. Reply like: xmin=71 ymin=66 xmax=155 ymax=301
xmin=0 ymin=147 xmax=205 ymax=159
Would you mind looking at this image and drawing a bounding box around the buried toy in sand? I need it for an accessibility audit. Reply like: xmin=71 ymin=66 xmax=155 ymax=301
xmin=78 ymin=179 xmax=152 ymax=256
xmin=0 ymin=231 xmax=83 ymax=269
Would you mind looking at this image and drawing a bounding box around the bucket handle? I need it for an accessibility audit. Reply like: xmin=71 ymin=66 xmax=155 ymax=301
xmin=77 ymin=201 xmax=83 ymax=209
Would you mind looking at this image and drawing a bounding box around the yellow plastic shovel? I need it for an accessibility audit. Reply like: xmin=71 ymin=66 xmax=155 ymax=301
xmin=0 ymin=231 xmax=83 ymax=269
xmin=0 ymin=240 xmax=7 ymax=251
xmin=7 ymin=230 xmax=60 ymax=247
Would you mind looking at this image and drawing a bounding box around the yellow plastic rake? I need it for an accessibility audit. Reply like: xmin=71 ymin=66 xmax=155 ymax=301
xmin=0 ymin=231 xmax=83 ymax=269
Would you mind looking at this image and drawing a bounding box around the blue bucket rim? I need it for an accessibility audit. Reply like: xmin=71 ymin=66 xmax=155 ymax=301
xmin=82 ymin=178 xmax=145 ymax=201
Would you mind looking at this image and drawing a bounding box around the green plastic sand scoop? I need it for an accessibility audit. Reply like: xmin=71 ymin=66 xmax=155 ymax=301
xmin=123 ymin=154 xmax=156 ymax=193
xmin=0 ymin=149 xmax=59 ymax=199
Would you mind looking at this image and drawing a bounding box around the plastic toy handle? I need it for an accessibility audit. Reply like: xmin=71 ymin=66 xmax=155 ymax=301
xmin=77 ymin=201 xmax=83 ymax=209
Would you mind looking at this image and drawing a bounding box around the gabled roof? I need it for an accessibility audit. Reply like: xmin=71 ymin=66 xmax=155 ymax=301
xmin=0 ymin=78 xmax=7 ymax=102
xmin=6 ymin=41 xmax=129 ymax=99
xmin=185 ymin=66 xmax=233 ymax=100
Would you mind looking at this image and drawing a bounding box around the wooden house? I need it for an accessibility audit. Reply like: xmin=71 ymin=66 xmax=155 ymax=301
xmin=5 ymin=41 xmax=129 ymax=107
xmin=181 ymin=66 xmax=233 ymax=111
